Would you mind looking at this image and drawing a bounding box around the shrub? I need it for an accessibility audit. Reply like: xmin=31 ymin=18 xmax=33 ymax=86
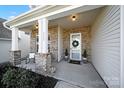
xmin=1 ymin=66 xmax=57 ymax=88
xmin=1 ymin=67 xmax=41 ymax=88
xmin=0 ymin=63 xmax=12 ymax=87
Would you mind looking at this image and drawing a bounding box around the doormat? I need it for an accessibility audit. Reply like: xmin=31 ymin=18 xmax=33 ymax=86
xmin=69 ymin=60 xmax=80 ymax=65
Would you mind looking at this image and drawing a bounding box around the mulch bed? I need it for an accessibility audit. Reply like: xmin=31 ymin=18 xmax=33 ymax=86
xmin=0 ymin=63 xmax=58 ymax=88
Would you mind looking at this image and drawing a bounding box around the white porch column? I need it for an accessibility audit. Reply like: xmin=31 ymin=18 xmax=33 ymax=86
xmin=10 ymin=27 xmax=21 ymax=65
xmin=36 ymin=18 xmax=55 ymax=75
xmin=38 ymin=18 xmax=48 ymax=54
xmin=11 ymin=27 xmax=19 ymax=51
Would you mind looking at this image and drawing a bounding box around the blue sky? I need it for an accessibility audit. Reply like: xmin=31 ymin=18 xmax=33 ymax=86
xmin=0 ymin=5 xmax=30 ymax=20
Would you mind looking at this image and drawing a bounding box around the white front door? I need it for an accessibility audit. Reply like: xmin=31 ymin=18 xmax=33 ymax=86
xmin=70 ymin=33 xmax=81 ymax=61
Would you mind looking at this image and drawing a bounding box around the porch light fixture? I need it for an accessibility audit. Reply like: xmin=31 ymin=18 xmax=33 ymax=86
xmin=72 ymin=15 xmax=76 ymax=21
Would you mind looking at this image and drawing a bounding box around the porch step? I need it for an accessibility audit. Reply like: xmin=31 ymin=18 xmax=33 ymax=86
xmin=55 ymin=80 xmax=81 ymax=88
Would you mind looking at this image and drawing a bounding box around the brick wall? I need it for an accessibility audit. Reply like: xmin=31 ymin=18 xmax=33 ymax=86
xmin=48 ymin=26 xmax=58 ymax=62
xmin=30 ymin=26 xmax=91 ymax=62
xmin=30 ymin=26 xmax=58 ymax=62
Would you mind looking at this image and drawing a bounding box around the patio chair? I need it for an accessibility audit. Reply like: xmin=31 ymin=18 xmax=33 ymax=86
xmin=26 ymin=53 xmax=35 ymax=64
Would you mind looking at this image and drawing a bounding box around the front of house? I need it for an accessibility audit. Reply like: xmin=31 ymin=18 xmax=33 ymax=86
xmin=3 ymin=5 xmax=124 ymax=88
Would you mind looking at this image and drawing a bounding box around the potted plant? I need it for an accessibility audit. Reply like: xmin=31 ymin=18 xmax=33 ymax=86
xmin=65 ymin=49 xmax=68 ymax=61
xmin=83 ymin=49 xmax=88 ymax=63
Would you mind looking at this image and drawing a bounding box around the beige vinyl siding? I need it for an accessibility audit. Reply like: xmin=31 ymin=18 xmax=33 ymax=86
xmin=91 ymin=6 xmax=120 ymax=87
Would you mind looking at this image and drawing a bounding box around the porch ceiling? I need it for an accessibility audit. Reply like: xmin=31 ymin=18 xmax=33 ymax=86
xmin=49 ymin=7 xmax=103 ymax=29
xmin=18 ymin=7 xmax=103 ymax=32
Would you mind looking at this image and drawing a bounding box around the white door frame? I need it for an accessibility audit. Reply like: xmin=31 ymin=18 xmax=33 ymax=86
xmin=58 ymin=25 xmax=63 ymax=62
xmin=70 ymin=33 xmax=82 ymax=61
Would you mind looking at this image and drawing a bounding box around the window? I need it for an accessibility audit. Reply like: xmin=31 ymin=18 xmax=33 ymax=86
xmin=36 ymin=34 xmax=51 ymax=52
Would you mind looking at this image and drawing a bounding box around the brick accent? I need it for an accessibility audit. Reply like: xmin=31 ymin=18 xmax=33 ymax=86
xmin=30 ymin=30 xmax=37 ymax=53
xmin=35 ymin=53 xmax=55 ymax=76
xmin=48 ymin=26 xmax=58 ymax=62
xmin=9 ymin=50 xmax=21 ymax=65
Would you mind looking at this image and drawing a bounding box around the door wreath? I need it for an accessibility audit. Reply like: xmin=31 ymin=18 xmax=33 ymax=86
xmin=72 ymin=40 xmax=79 ymax=47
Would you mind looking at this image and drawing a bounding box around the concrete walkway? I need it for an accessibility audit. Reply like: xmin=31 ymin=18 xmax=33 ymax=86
xmin=52 ymin=61 xmax=107 ymax=88
xmin=55 ymin=80 xmax=80 ymax=88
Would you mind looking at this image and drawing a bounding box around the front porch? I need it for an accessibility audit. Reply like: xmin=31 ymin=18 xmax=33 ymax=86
xmin=8 ymin=6 xmax=103 ymax=76
xmin=4 ymin=5 xmax=123 ymax=87
xmin=5 ymin=5 xmax=107 ymax=88
xmin=17 ymin=60 xmax=107 ymax=88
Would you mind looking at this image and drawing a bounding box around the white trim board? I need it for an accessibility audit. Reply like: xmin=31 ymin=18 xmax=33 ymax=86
xmin=0 ymin=38 xmax=11 ymax=41
xmin=120 ymin=5 xmax=124 ymax=88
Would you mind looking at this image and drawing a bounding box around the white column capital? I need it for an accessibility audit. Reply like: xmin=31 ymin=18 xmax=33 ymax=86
xmin=38 ymin=18 xmax=48 ymax=23
xmin=38 ymin=18 xmax=48 ymax=54
xmin=11 ymin=27 xmax=19 ymax=51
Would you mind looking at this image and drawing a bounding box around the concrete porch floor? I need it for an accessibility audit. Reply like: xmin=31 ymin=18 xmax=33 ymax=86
xmin=17 ymin=60 xmax=107 ymax=88
xmin=52 ymin=61 xmax=107 ymax=88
